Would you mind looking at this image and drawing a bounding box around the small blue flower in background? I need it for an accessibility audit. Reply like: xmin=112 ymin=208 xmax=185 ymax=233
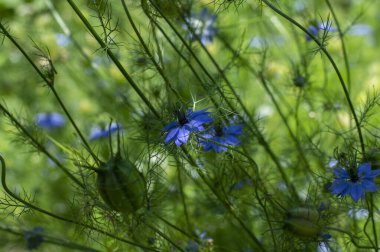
xmin=329 ymin=163 xmax=380 ymax=202
xmin=24 ymin=227 xmax=44 ymax=250
xmin=163 ymin=108 xmax=213 ymax=146
xmin=89 ymin=122 xmax=122 ymax=141
xmin=184 ymin=230 xmax=213 ymax=252
xmin=55 ymin=33 xmax=71 ymax=47
xmin=184 ymin=8 xmax=217 ymax=45
xmin=200 ymin=124 xmax=243 ymax=152
xmin=348 ymin=24 xmax=373 ymax=37
xmin=231 ymin=178 xmax=253 ymax=190
xmin=36 ymin=112 xmax=65 ymax=129
xmin=305 ymin=22 xmax=336 ymax=41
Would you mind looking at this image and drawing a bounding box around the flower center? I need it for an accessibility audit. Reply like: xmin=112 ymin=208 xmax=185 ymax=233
xmin=176 ymin=110 xmax=189 ymax=125
xmin=348 ymin=168 xmax=360 ymax=183
xmin=350 ymin=175 xmax=360 ymax=183
xmin=214 ymin=124 xmax=224 ymax=137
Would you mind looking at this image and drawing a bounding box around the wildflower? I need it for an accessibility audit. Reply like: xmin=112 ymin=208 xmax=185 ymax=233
xmin=163 ymin=108 xmax=213 ymax=146
xmin=184 ymin=8 xmax=217 ymax=45
xmin=89 ymin=122 xmax=122 ymax=140
xmin=24 ymin=227 xmax=44 ymax=250
xmin=348 ymin=208 xmax=369 ymax=219
xmin=231 ymin=178 xmax=253 ymax=190
xmin=348 ymin=24 xmax=373 ymax=37
xmin=329 ymin=163 xmax=380 ymax=202
xmin=55 ymin=33 xmax=71 ymax=47
xmin=35 ymin=112 xmax=65 ymax=129
xmin=184 ymin=230 xmax=213 ymax=252
xmin=305 ymin=22 xmax=335 ymax=41
xmin=200 ymin=124 xmax=243 ymax=152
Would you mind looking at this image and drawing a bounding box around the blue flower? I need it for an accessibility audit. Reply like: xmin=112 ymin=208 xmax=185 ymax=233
xmin=200 ymin=124 xmax=243 ymax=152
xmin=36 ymin=112 xmax=65 ymax=129
xmin=305 ymin=22 xmax=336 ymax=41
xmin=24 ymin=227 xmax=44 ymax=250
xmin=329 ymin=163 xmax=380 ymax=202
xmin=163 ymin=108 xmax=213 ymax=146
xmin=184 ymin=8 xmax=217 ymax=45
xmin=89 ymin=122 xmax=122 ymax=140
xmin=55 ymin=33 xmax=71 ymax=47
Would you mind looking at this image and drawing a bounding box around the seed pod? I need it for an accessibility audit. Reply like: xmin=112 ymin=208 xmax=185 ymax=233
xmin=287 ymin=207 xmax=319 ymax=222
xmin=284 ymin=207 xmax=322 ymax=238
xmin=284 ymin=218 xmax=322 ymax=238
xmin=97 ymin=154 xmax=146 ymax=214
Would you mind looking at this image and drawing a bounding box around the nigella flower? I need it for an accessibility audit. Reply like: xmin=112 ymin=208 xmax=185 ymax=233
xmin=36 ymin=112 xmax=65 ymax=129
xmin=184 ymin=230 xmax=213 ymax=252
xmin=329 ymin=163 xmax=380 ymax=202
xmin=24 ymin=227 xmax=44 ymax=250
xmin=305 ymin=22 xmax=336 ymax=41
xmin=163 ymin=108 xmax=213 ymax=146
xmin=89 ymin=122 xmax=122 ymax=141
xmin=200 ymin=124 xmax=243 ymax=152
xmin=55 ymin=33 xmax=71 ymax=47
xmin=184 ymin=8 xmax=217 ymax=45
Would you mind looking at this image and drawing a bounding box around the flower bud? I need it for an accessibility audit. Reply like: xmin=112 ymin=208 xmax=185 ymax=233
xmin=97 ymin=154 xmax=146 ymax=214
xmin=284 ymin=218 xmax=321 ymax=238
xmin=285 ymin=207 xmax=321 ymax=238
xmin=287 ymin=207 xmax=319 ymax=222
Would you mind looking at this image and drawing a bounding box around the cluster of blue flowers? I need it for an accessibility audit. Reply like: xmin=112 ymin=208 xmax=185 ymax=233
xmin=163 ymin=108 xmax=243 ymax=152
xmin=329 ymin=162 xmax=380 ymax=202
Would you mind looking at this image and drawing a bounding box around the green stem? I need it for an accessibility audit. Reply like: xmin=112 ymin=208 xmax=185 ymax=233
xmin=176 ymin=161 xmax=192 ymax=233
xmin=0 ymin=224 xmax=101 ymax=252
xmin=261 ymin=0 xmax=365 ymax=155
xmin=144 ymin=221 xmax=186 ymax=252
xmin=0 ymin=155 xmax=158 ymax=251
xmin=0 ymin=21 xmax=100 ymax=166
xmin=327 ymin=226 xmax=379 ymax=250
xmin=0 ymin=103 xmax=84 ymax=188
xmin=121 ymin=0 xmax=183 ymax=101
xmin=65 ymin=0 xmax=161 ymax=119
xmin=325 ymin=0 xmax=351 ymax=93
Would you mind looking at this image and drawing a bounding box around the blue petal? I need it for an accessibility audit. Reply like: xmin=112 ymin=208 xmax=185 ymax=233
xmin=358 ymin=163 xmax=371 ymax=175
xmin=188 ymin=108 xmax=209 ymax=118
xmin=175 ymin=128 xmax=191 ymax=146
xmin=330 ymin=180 xmax=349 ymax=196
xmin=224 ymin=135 xmax=240 ymax=146
xmin=224 ymin=125 xmax=244 ymax=135
xmin=333 ymin=168 xmax=349 ymax=179
xmin=362 ymin=180 xmax=378 ymax=192
xmin=367 ymin=169 xmax=380 ymax=179
xmin=191 ymin=114 xmax=213 ymax=124
xmin=349 ymin=183 xmax=364 ymax=202
xmin=164 ymin=127 xmax=180 ymax=143
xmin=36 ymin=112 xmax=65 ymax=129
xmin=163 ymin=121 xmax=179 ymax=131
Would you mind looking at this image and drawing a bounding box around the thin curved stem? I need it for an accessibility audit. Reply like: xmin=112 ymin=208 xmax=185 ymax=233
xmin=327 ymin=226 xmax=379 ymax=250
xmin=0 ymin=103 xmax=84 ymax=189
xmin=0 ymin=155 xmax=158 ymax=251
xmin=0 ymin=21 xmax=100 ymax=166
xmin=121 ymin=0 xmax=183 ymax=101
xmin=324 ymin=0 xmax=351 ymax=92
xmin=65 ymin=0 xmax=161 ymax=120
xmin=261 ymin=0 xmax=365 ymax=155
xmin=0 ymin=224 xmax=101 ymax=252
